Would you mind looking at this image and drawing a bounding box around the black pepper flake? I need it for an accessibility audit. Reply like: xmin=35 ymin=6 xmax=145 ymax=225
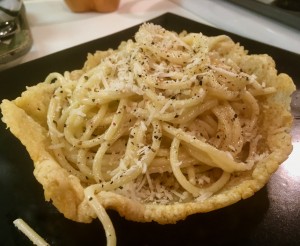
xmin=197 ymin=75 xmax=203 ymax=86
xmin=88 ymin=197 xmax=93 ymax=201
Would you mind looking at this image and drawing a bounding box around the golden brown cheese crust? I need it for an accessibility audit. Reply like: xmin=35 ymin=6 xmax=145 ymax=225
xmin=0 ymin=32 xmax=295 ymax=225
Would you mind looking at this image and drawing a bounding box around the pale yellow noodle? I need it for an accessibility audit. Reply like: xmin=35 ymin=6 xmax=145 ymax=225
xmin=43 ymin=23 xmax=277 ymax=246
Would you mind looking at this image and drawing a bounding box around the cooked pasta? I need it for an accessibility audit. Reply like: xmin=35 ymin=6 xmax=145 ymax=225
xmin=1 ymin=23 xmax=295 ymax=246
xmin=44 ymin=23 xmax=277 ymax=245
xmin=13 ymin=219 xmax=50 ymax=246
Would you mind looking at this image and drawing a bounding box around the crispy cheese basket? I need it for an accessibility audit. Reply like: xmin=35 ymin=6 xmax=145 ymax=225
xmin=1 ymin=23 xmax=295 ymax=245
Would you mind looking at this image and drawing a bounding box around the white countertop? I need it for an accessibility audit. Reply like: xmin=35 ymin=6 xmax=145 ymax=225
xmin=22 ymin=0 xmax=206 ymax=63
xmin=21 ymin=0 xmax=299 ymax=66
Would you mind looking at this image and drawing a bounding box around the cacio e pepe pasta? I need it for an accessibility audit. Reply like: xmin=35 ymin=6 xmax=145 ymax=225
xmin=1 ymin=23 xmax=295 ymax=246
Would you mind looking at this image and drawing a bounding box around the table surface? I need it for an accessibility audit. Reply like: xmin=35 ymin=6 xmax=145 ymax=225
xmin=21 ymin=0 xmax=300 ymax=67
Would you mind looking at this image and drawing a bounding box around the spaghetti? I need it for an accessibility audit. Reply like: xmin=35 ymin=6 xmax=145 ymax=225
xmin=45 ymin=23 xmax=276 ymax=245
xmin=1 ymin=23 xmax=295 ymax=246
xmin=13 ymin=218 xmax=50 ymax=246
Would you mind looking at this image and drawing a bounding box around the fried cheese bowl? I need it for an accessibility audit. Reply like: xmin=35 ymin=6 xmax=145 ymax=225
xmin=0 ymin=23 xmax=295 ymax=245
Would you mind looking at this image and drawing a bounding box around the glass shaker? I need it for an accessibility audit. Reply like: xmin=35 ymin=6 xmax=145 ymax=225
xmin=0 ymin=0 xmax=33 ymax=70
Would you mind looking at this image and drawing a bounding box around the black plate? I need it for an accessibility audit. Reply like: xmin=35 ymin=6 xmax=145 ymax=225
xmin=0 ymin=13 xmax=299 ymax=246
